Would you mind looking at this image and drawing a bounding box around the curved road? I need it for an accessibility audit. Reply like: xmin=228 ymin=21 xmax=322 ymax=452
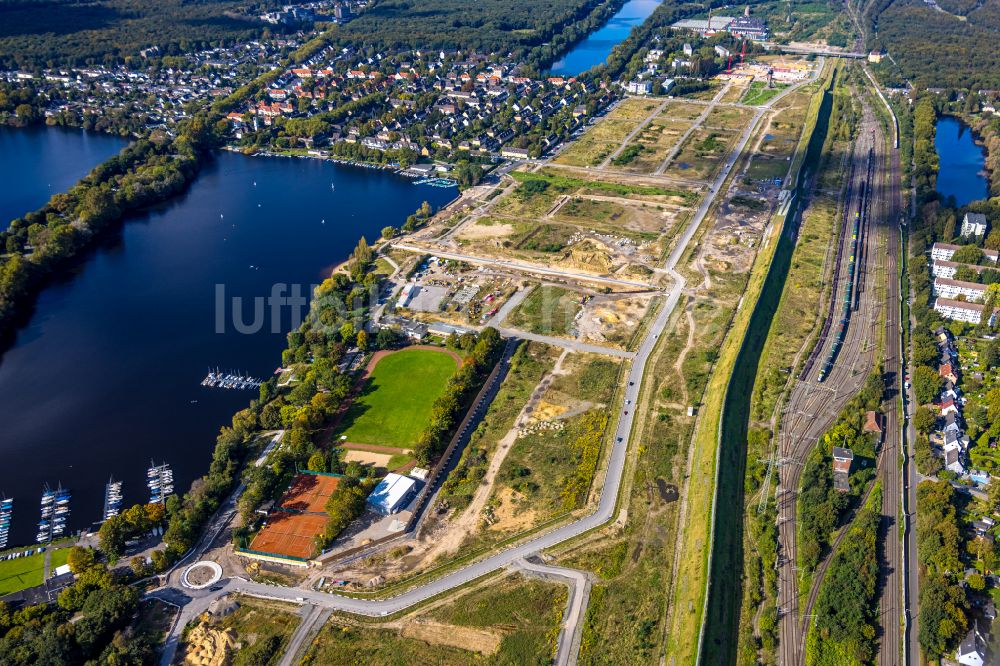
xmin=156 ymin=68 xmax=821 ymax=665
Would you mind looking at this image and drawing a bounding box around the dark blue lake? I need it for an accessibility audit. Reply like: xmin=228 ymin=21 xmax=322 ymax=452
xmin=550 ymin=0 xmax=661 ymax=76
xmin=935 ymin=116 xmax=988 ymax=207
xmin=0 ymin=142 xmax=455 ymax=546
xmin=0 ymin=125 xmax=128 ymax=230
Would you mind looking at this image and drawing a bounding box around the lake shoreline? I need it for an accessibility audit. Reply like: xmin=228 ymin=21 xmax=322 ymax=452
xmin=0 ymin=132 xmax=457 ymax=546
xmin=934 ymin=114 xmax=989 ymax=206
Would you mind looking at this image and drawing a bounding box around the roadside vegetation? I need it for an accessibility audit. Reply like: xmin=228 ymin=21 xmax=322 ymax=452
xmin=302 ymin=575 xmax=565 ymax=665
xmin=508 ymin=285 xmax=585 ymax=337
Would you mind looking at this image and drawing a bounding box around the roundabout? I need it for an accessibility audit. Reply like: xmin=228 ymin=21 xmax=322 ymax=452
xmin=181 ymin=560 xmax=223 ymax=589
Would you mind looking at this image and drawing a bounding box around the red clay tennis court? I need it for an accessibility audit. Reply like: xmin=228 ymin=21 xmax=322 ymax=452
xmin=277 ymin=472 xmax=341 ymax=513
xmin=249 ymin=512 xmax=327 ymax=560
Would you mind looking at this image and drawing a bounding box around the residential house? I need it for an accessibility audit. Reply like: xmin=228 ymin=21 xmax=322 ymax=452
xmin=943 ymin=412 xmax=961 ymax=434
xmin=501 ymin=147 xmax=531 ymax=159
xmin=944 ymin=441 xmax=965 ymax=475
xmin=940 ymin=398 xmax=961 ymax=416
xmin=625 ymin=79 xmax=652 ymax=95
xmin=940 ymin=362 xmax=960 ymax=384
xmin=863 ymin=411 xmax=883 ymax=435
xmin=931 ymin=259 xmax=988 ymax=280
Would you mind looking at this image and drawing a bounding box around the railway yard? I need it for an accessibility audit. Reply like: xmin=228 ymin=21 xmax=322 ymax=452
xmin=774 ymin=88 xmax=906 ymax=665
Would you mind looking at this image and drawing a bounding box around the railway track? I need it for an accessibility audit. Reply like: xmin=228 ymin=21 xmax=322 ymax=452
xmin=776 ymin=104 xmax=886 ymax=666
xmin=875 ymin=90 xmax=905 ymax=666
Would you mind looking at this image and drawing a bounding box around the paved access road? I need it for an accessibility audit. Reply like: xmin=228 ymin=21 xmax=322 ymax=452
xmin=514 ymin=558 xmax=593 ymax=666
xmin=155 ymin=67 xmax=821 ymax=664
xmin=391 ymin=242 xmax=658 ymax=290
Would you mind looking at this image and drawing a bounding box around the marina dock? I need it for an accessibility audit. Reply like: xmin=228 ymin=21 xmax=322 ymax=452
xmin=37 ymin=484 xmax=70 ymax=543
xmin=103 ymin=478 xmax=123 ymax=521
xmin=147 ymin=462 xmax=174 ymax=505
xmin=201 ymin=368 xmax=263 ymax=391
xmin=0 ymin=498 xmax=12 ymax=549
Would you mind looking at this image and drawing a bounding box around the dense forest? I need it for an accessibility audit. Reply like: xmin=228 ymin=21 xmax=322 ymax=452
xmin=338 ymin=0 xmax=624 ymax=68
xmin=0 ymin=0 xmax=280 ymax=69
xmin=869 ymin=0 xmax=1000 ymax=89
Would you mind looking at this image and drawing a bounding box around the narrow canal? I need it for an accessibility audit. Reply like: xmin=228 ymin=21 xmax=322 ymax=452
xmin=700 ymin=75 xmax=836 ymax=664
xmin=0 ymin=143 xmax=455 ymax=546
xmin=934 ymin=116 xmax=988 ymax=207
xmin=550 ymin=0 xmax=661 ymax=76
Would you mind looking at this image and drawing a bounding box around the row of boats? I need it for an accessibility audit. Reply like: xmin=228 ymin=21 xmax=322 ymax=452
xmin=0 ymin=462 xmax=176 ymax=548
xmin=0 ymin=498 xmax=12 ymax=549
xmin=201 ymin=368 xmax=263 ymax=391
xmin=147 ymin=462 xmax=174 ymax=505
xmin=37 ymin=485 xmax=71 ymax=544
xmin=412 ymin=177 xmax=457 ymax=188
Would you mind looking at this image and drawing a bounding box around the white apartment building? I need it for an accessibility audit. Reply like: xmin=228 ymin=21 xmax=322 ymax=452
xmin=934 ymin=277 xmax=987 ymax=302
xmin=961 ymin=212 xmax=988 ymax=238
xmin=934 ymin=297 xmax=995 ymax=325
xmin=930 ymin=242 xmax=999 ymax=263
xmin=931 ymin=260 xmax=988 ymax=279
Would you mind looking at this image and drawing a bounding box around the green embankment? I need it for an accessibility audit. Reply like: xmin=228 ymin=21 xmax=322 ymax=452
xmin=698 ymin=65 xmax=837 ymax=665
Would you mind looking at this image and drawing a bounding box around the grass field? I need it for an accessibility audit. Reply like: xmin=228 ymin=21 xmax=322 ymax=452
xmin=705 ymin=105 xmax=755 ymax=131
xmin=440 ymin=342 xmax=560 ymax=513
xmin=742 ymin=81 xmax=789 ymax=106
xmin=337 ymin=348 xmax=459 ymax=448
xmin=508 ymin=286 xmax=584 ymax=337
xmin=615 ymin=119 xmax=691 ymax=174
xmin=0 ymin=547 xmax=68 ymax=596
xmin=553 ymin=119 xmax=639 ymax=167
xmin=664 ymin=129 xmax=740 ymax=181
xmin=303 ymin=575 xmax=565 ymax=665
xmin=607 ymin=98 xmax=663 ymax=121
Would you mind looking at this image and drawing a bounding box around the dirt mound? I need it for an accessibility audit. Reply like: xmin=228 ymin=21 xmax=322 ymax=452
xmin=182 ymin=624 xmax=236 ymax=666
xmin=400 ymin=621 xmax=503 ymax=655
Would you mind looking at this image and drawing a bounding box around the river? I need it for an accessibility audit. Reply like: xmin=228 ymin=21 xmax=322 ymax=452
xmin=935 ymin=116 xmax=988 ymax=207
xmin=550 ymin=0 xmax=661 ymax=76
xmin=0 ymin=125 xmax=128 ymax=231
xmin=0 ymin=141 xmax=455 ymax=546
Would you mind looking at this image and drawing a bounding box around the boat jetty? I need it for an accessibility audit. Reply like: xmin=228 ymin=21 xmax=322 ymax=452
xmin=201 ymin=368 xmax=263 ymax=391
xmin=0 ymin=498 xmax=12 ymax=549
xmin=413 ymin=177 xmax=457 ymax=188
xmin=103 ymin=478 xmax=123 ymax=521
xmin=37 ymin=484 xmax=70 ymax=543
xmin=147 ymin=462 xmax=174 ymax=505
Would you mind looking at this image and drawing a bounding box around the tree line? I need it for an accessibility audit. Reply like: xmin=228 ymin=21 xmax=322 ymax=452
xmin=0 ymin=116 xmax=221 ymax=340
